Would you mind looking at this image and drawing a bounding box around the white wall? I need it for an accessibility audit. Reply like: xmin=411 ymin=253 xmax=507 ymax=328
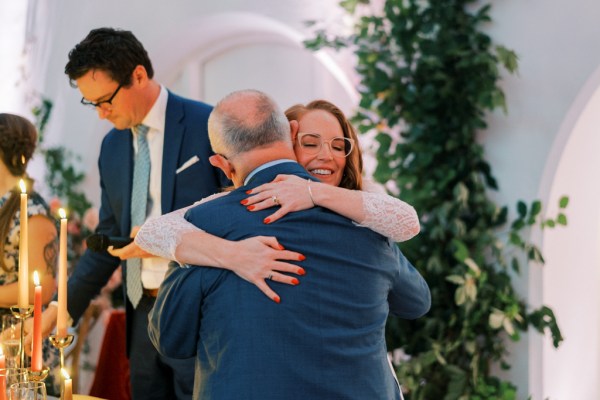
xmin=32 ymin=0 xmax=356 ymax=204
xmin=23 ymin=0 xmax=600 ymax=398
xmin=487 ymin=1 xmax=600 ymax=399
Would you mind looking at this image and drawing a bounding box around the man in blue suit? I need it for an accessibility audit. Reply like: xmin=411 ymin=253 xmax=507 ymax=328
xmin=149 ymin=90 xmax=430 ymax=400
xmin=38 ymin=28 xmax=227 ymax=399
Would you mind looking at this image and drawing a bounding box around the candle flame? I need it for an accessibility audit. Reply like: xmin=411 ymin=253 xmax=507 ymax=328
xmin=21 ymin=154 xmax=26 ymax=165
xmin=19 ymin=179 xmax=26 ymax=193
xmin=61 ymin=368 xmax=70 ymax=380
xmin=59 ymin=208 xmax=66 ymax=219
xmin=33 ymin=271 xmax=40 ymax=286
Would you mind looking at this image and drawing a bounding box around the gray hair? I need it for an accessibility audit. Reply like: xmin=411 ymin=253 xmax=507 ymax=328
xmin=208 ymin=89 xmax=291 ymax=157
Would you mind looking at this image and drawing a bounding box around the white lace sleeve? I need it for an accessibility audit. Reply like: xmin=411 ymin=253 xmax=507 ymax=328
xmin=359 ymin=180 xmax=420 ymax=242
xmin=135 ymin=192 xmax=229 ymax=260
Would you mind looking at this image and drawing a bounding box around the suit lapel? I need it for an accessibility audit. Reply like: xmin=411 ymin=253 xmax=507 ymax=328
xmin=161 ymin=92 xmax=184 ymax=213
xmin=119 ymin=130 xmax=134 ymax=234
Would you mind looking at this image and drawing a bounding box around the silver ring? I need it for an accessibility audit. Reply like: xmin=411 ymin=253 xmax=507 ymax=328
xmin=267 ymin=274 xmax=273 ymax=281
xmin=272 ymin=196 xmax=280 ymax=205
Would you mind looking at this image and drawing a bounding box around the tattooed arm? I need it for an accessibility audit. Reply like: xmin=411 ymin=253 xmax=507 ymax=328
xmin=26 ymin=215 xmax=57 ymax=305
xmin=0 ymin=215 xmax=57 ymax=308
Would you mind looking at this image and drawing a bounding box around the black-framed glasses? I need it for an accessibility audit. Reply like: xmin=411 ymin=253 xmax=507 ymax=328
xmin=80 ymin=83 xmax=123 ymax=110
xmin=297 ymin=132 xmax=354 ymax=158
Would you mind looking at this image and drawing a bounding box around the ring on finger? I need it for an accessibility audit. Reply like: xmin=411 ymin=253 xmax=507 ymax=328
xmin=267 ymin=274 xmax=274 ymax=280
xmin=272 ymin=196 xmax=280 ymax=205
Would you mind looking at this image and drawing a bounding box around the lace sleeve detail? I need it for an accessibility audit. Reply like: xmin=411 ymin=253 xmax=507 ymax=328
xmin=359 ymin=186 xmax=420 ymax=242
xmin=135 ymin=192 xmax=229 ymax=260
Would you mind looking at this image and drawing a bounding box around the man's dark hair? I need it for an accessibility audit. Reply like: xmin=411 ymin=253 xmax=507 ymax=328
xmin=64 ymin=27 xmax=154 ymax=88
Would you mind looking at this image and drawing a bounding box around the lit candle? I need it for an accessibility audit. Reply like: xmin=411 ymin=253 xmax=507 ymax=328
xmin=31 ymin=271 xmax=43 ymax=372
xmin=18 ymin=180 xmax=28 ymax=309
xmin=57 ymin=208 xmax=68 ymax=338
xmin=62 ymin=368 xmax=73 ymax=400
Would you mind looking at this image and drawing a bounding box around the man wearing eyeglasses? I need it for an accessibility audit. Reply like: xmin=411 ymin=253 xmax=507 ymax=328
xmin=38 ymin=27 xmax=228 ymax=400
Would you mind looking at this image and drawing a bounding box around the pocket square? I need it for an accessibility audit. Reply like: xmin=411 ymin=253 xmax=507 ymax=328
xmin=176 ymin=155 xmax=200 ymax=174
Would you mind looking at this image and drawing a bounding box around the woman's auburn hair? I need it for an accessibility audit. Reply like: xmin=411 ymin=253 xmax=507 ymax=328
xmin=285 ymin=100 xmax=363 ymax=191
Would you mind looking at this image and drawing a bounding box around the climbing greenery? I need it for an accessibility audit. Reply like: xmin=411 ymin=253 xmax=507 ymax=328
xmin=306 ymin=1 xmax=565 ymax=399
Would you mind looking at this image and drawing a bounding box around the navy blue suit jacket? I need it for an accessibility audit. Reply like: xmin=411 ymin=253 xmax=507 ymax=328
xmin=149 ymin=161 xmax=430 ymax=400
xmin=66 ymin=92 xmax=227 ymax=350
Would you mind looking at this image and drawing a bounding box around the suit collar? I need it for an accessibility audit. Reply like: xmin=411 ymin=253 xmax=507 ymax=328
xmin=243 ymin=159 xmax=296 ymax=185
xmin=244 ymin=162 xmax=314 ymax=187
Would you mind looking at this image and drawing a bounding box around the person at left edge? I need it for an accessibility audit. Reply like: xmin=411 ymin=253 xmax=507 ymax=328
xmin=32 ymin=27 xmax=229 ymax=400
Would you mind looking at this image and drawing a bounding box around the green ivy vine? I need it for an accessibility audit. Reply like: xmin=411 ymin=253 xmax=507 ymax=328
xmin=306 ymin=1 xmax=566 ymax=399
xmin=32 ymin=98 xmax=91 ymax=218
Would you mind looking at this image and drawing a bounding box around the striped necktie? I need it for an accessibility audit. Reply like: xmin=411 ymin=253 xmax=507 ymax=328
xmin=126 ymin=124 xmax=150 ymax=308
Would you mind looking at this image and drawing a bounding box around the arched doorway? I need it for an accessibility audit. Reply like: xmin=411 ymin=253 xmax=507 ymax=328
xmin=533 ymin=65 xmax=600 ymax=400
xmin=151 ymin=12 xmax=358 ymax=114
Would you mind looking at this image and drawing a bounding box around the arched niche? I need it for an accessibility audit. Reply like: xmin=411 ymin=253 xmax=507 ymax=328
xmin=532 ymin=63 xmax=600 ymax=400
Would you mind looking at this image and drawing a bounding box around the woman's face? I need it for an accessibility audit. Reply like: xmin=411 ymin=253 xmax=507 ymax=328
xmin=293 ymin=110 xmax=346 ymax=187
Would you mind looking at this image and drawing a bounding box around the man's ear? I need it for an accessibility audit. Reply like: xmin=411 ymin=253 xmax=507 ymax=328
xmin=289 ymin=120 xmax=299 ymax=143
xmin=132 ymin=65 xmax=149 ymax=87
xmin=209 ymin=154 xmax=234 ymax=179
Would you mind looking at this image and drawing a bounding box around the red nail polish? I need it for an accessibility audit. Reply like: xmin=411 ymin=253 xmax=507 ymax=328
xmin=274 ymin=296 xmax=281 ymax=304
xmin=297 ymin=268 xmax=306 ymax=276
xmin=264 ymin=218 xmax=271 ymax=224
xmin=246 ymin=190 xmax=252 ymax=194
xmin=240 ymin=199 xmax=249 ymax=205
xmin=298 ymin=254 xmax=306 ymax=261
xmin=278 ymin=244 xmax=285 ymax=250
xmin=247 ymin=205 xmax=255 ymax=211
xmin=291 ymin=278 xmax=299 ymax=285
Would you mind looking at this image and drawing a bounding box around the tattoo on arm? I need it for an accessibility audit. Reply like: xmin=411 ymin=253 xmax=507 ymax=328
xmin=44 ymin=236 xmax=58 ymax=276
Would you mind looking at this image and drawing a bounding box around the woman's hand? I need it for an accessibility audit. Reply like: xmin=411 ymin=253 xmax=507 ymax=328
xmin=225 ymin=236 xmax=306 ymax=304
xmin=243 ymin=175 xmax=315 ymax=224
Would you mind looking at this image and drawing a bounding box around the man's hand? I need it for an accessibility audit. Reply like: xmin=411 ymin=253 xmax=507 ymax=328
xmin=22 ymin=304 xmax=59 ymax=356
xmin=108 ymin=226 xmax=153 ymax=260
xmin=108 ymin=241 xmax=153 ymax=260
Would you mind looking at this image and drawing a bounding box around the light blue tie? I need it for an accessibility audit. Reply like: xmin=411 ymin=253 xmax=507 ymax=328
xmin=127 ymin=124 xmax=150 ymax=308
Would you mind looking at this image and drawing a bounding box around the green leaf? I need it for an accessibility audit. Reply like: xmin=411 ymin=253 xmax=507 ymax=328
xmin=530 ymin=200 xmax=542 ymax=217
xmin=509 ymin=232 xmax=523 ymax=246
xmin=517 ymin=201 xmax=527 ymax=218
xmin=464 ymin=258 xmax=481 ymax=277
xmin=511 ymin=219 xmax=525 ymax=230
xmin=489 ymin=309 xmax=505 ymax=329
xmin=557 ymin=213 xmax=567 ymax=225
xmin=455 ymin=287 xmax=466 ymax=306
xmin=511 ymin=258 xmax=520 ymax=273
xmin=445 ymin=365 xmax=468 ymax=400
xmin=496 ymin=45 xmax=519 ymax=74
xmin=447 ymin=275 xmax=466 ymax=285
xmin=528 ymin=247 xmax=545 ymax=264
xmin=559 ymin=196 xmax=569 ymax=208
xmin=452 ymin=239 xmax=469 ymax=262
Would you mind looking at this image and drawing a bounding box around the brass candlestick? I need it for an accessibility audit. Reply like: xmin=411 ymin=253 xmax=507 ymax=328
xmin=48 ymin=334 xmax=73 ymax=372
xmin=10 ymin=305 xmax=33 ymax=368
xmin=28 ymin=365 xmax=50 ymax=381
xmin=49 ymin=334 xmax=74 ymax=400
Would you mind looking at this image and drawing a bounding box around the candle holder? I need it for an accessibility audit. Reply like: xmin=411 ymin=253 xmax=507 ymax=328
xmin=9 ymin=305 xmax=33 ymax=368
xmin=49 ymin=334 xmax=74 ymax=400
xmin=28 ymin=365 xmax=49 ymax=381
xmin=48 ymin=334 xmax=73 ymax=372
